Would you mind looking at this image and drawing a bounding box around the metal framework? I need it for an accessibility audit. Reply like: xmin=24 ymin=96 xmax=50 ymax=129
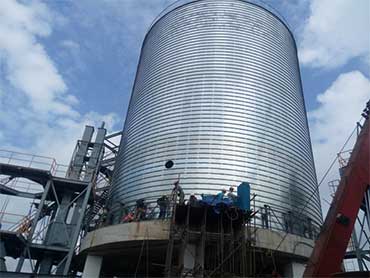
xmin=162 ymin=195 xmax=255 ymax=278
xmin=328 ymin=180 xmax=370 ymax=272
xmin=304 ymin=117 xmax=370 ymax=276
xmin=345 ymin=189 xmax=370 ymax=271
xmin=0 ymin=125 xmax=122 ymax=276
xmin=325 ymin=131 xmax=370 ymax=272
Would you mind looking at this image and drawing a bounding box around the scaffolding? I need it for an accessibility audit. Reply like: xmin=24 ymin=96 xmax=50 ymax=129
xmin=0 ymin=125 xmax=122 ymax=276
xmin=162 ymin=197 xmax=255 ymax=278
xmin=0 ymin=124 xmax=320 ymax=277
xmin=334 ymin=150 xmax=370 ymax=271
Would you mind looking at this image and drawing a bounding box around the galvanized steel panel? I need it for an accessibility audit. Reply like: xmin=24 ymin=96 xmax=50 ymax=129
xmin=109 ymin=0 xmax=322 ymax=230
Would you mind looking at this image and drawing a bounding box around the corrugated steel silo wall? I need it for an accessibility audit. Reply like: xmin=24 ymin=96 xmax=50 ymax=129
xmin=109 ymin=0 xmax=322 ymax=229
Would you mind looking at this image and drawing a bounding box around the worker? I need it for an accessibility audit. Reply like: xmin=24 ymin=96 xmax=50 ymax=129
xmin=18 ymin=217 xmax=32 ymax=234
xmin=119 ymin=202 xmax=127 ymax=220
xmin=303 ymin=216 xmax=313 ymax=239
xmin=227 ymin=186 xmax=237 ymax=202
xmin=261 ymin=205 xmax=270 ymax=229
xmin=122 ymin=211 xmax=134 ymax=222
xmin=135 ymin=199 xmax=147 ymax=221
xmin=120 ymin=203 xmax=133 ymax=223
xmin=172 ymin=181 xmax=185 ymax=205
xmin=216 ymin=188 xmax=227 ymax=201
xmin=100 ymin=207 xmax=110 ymax=226
xmin=157 ymin=195 xmax=169 ymax=219
xmin=283 ymin=211 xmax=293 ymax=233
xmin=188 ymin=193 xmax=198 ymax=206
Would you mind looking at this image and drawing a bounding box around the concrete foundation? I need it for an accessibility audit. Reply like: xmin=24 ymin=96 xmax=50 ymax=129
xmin=82 ymin=255 xmax=103 ymax=278
xmin=284 ymin=261 xmax=306 ymax=278
xmin=81 ymin=220 xmax=169 ymax=251
xmin=182 ymin=244 xmax=196 ymax=275
xmin=80 ymin=220 xmax=314 ymax=277
xmin=0 ymin=240 xmax=7 ymax=272
xmin=254 ymin=228 xmax=314 ymax=258
xmin=81 ymin=221 xmax=314 ymax=258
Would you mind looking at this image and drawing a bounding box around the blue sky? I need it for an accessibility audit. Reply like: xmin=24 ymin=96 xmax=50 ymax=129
xmin=0 ymin=0 xmax=369 ymax=213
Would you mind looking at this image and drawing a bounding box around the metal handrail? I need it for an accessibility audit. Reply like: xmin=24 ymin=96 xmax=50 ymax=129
xmin=0 ymin=149 xmax=68 ymax=177
xmin=0 ymin=149 xmax=56 ymax=161
xmin=89 ymin=195 xmax=320 ymax=240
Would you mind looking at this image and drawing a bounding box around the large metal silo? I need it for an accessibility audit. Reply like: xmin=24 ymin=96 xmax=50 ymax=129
xmin=109 ymin=0 xmax=322 ymax=231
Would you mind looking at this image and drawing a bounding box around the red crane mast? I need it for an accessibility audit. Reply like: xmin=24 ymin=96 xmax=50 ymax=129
xmin=304 ymin=117 xmax=370 ymax=277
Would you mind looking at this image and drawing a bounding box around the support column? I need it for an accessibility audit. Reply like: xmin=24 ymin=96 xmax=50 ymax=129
xmin=0 ymin=240 xmax=7 ymax=272
xmin=194 ymin=241 xmax=205 ymax=278
xmin=180 ymin=242 xmax=205 ymax=277
xmin=38 ymin=255 xmax=53 ymax=274
xmin=16 ymin=180 xmax=51 ymax=272
xmin=46 ymin=193 xmax=72 ymax=247
xmin=183 ymin=244 xmax=196 ymax=276
xmin=284 ymin=261 xmax=306 ymax=278
xmin=63 ymin=182 xmax=94 ymax=275
xmin=194 ymin=209 xmax=206 ymax=278
xmin=15 ymin=257 xmax=24 ymax=272
xmin=82 ymin=255 xmax=103 ymax=278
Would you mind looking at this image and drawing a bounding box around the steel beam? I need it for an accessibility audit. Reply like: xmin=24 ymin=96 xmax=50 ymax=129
xmin=16 ymin=180 xmax=51 ymax=272
xmin=304 ymin=119 xmax=370 ymax=277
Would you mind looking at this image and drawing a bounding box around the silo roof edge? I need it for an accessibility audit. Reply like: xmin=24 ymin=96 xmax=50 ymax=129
xmin=146 ymin=0 xmax=296 ymax=50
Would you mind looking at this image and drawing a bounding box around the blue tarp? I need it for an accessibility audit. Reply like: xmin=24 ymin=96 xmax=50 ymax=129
xmin=199 ymin=194 xmax=233 ymax=214
xmin=199 ymin=182 xmax=251 ymax=214
xmin=236 ymin=182 xmax=251 ymax=211
xmin=200 ymin=194 xmax=233 ymax=206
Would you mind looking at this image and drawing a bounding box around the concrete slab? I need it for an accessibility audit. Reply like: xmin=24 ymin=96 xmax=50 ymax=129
xmin=81 ymin=221 xmax=314 ymax=259
xmin=80 ymin=220 xmax=170 ymax=253
xmin=254 ymin=228 xmax=314 ymax=258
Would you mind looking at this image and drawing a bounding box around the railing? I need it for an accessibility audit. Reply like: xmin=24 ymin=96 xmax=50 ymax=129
xmin=0 ymin=149 xmax=69 ymax=232
xmin=88 ymin=196 xmax=320 ymax=240
xmin=0 ymin=148 xmax=320 ymax=241
xmin=2 ymin=206 xmax=56 ymax=245
xmin=255 ymin=205 xmax=320 ymax=240
xmin=337 ymin=149 xmax=352 ymax=168
xmin=88 ymin=200 xmax=171 ymax=231
xmin=0 ymin=149 xmax=68 ymax=177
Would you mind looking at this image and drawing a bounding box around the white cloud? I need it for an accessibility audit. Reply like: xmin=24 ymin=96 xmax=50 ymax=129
xmin=309 ymin=71 xmax=370 ymax=213
xmin=0 ymin=2 xmax=121 ymax=258
xmin=0 ymin=0 xmax=74 ymax=116
xmin=34 ymin=112 xmax=119 ymax=164
xmin=0 ymin=0 xmax=120 ymax=164
xmin=60 ymin=39 xmax=80 ymax=51
xmin=299 ymin=0 xmax=370 ymax=69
